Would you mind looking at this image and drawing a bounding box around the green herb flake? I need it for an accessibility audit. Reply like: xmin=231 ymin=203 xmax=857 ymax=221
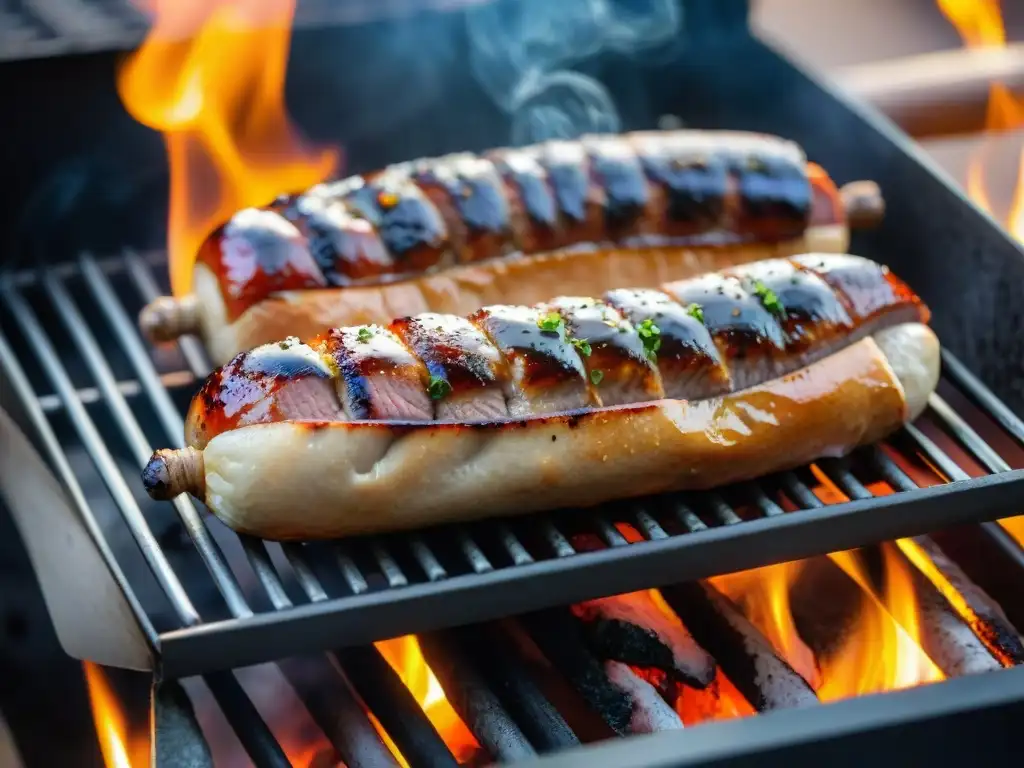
xmin=590 ymin=369 xmax=604 ymax=386
xmin=537 ymin=311 xmax=563 ymax=334
xmin=686 ymin=303 xmax=705 ymax=325
xmin=356 ymin=326 xmax=373 ymax=343
xmin=751 ymin=279 xmax=786 ymax=317
xmin=570 ymin=337 xmax=592 ymax=358
xmin=428 ymin=375 xmax=452 ymax=401
xmin=636 ymin=318 xmax=662 ymax=362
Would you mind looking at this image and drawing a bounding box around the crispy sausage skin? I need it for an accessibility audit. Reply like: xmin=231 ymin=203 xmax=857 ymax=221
xmin=141 ymin=130 xmax=880 ymax=365
xmin=145 ymin=254 xmax=938 ymax=540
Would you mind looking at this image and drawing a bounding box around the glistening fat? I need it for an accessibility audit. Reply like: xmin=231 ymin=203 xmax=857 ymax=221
xmin=142 ymin=253 xmax=937 ymax=541
xmin=138 ymin=129 xmax=885 ymax=364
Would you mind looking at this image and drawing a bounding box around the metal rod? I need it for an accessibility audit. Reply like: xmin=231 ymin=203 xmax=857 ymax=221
xmin=371 ymin=542 xmax=409 ymax=588
xmin=539 ymin=522 xmax=576 ymax=558
xmin=334 ymin=543 xmax=371 ymax=595
xmin=459 ymin=623 xmax=581 ymax=753
xmin=44 ymin=268 xmax=254 ymax=619
xmin=457 ymin=528 xmax=494 ymax=573
xmin=419 ymin=630 xmax=536 ymax=762
xmin=940 ymin=349 xmax=1024 ymax=446
xmin=241 ymin=537 xmax=293 ymax=612
xmin=2 ymin=281 xmax=201 ymax=627
xmin=278 ymin=656 xmax=400 ymax=768
xmin=123 ymin=251 xmax=211 ymax=378
xmin=928 ymin=392 xmax=1011 ymax=474
xmin=204 ymin=672 xmax=291 ymax=768
xmin=497 ymin=524 xmax=534 ymax=566
xmin=334 ymin=645 xmax=460 ymax=768
xmin=408 ymin=536 xmax=448 ymax=581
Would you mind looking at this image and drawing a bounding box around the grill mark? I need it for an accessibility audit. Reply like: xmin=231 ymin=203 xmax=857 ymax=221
xmin=204 ymin=132 xmax=839 ymax=321
xmin=329 ymin=172 xmax=452 ymax=274
xmin=191 ymin=255 xmax=924 ymax=437
xmin=604 ymin=288 xmax=730 ymax=400
xmin=409 ymin=154 xmax=514 ymax=264
xmin=390 ymin=312 xmax=510 ymax=420
xmin=289 ymin=194 xmax=394 ymax=285
xmin=469 ymin=304 xmax=594 ymax=416
xmin=543 ymin=296 xmax=663 ymax=407
xmin=325 ymin=325 xmax=432 ymax=421
xmin=488 ymin=148 xmax=560 ymax=254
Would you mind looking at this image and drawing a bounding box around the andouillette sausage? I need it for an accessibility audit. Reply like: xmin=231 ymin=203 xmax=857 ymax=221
xmin=142 ymin=254 xmax=937 ymax=541
xmin=139 ymin=130 xmax=884 ymax=364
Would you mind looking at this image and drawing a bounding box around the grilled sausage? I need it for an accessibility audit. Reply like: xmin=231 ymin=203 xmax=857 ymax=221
xmin=142 ymin=254 xmax=935 ymax=540
xmin=139 ymin=130 xmax=884 ymax=365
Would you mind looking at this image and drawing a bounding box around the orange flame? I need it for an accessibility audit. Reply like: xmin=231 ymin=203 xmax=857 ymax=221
xmin=710 ymin=560 xmax=821 ymax=689
xmin=819 ymin=547 xmax=945 ymax=701
xmin=83 ymin=662 xmax=149 ymax=768
xmin=374 ymin=636 xmax=480 ymax=765
xmin=116 ymin=0 xmax=338 ymax=297
xmin=937 ymin=0 xmax=1024 ymax=242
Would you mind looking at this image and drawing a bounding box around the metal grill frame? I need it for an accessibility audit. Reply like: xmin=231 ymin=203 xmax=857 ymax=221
xmin=4 ymin=247 xmax=1024 ymax=680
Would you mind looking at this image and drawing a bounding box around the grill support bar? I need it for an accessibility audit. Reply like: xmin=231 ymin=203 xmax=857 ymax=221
xmin=153 ymin=468 xmax=1024 ymax=678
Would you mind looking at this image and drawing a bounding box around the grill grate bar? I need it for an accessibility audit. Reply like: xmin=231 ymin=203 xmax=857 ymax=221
xmin=633 ymin=506 xmax=668 ymax=540
xmin=0 ymin=327 xmax=160 ymax=650
xmin=902 ymin=423 xmax=972 ymax=482
xmin=334 ymin=543 xmax=371 ymax=595
xmin=372 ymin=542 xmax=410 ymax=588
xmin=497 ymin=523 xmax=535 ymax=566
xmin=123 ymin=251 xmax=211 ymax=379
xmin=282 ymin=544 xmax=331 ymax=602
xmin=705 ymin=493 xmax=743 ymax=526
xmin=203 ymin=671 xmax=291 ymax=768
xmin=940 ymin=350 xmax=1024 ymax=446
xmin=779 ymin=472 xmax=825 ymax=510
xmin=747 ymin=483 xmax=785 ymax=517
xmin=595 ymin=516 xmax=628 ymax=546
xmin=410 ymin=535 xmax=449 ymax=581
xmin=673 ymin=501 xmax=708 ymax=533
xmin=55 ymin=261 xmax=254 ymax=619
xmin=1 ymin=280 xmax=201 ymax=626
xmin=282 ymin=556 xmax=461 ymax=768
xmin=240 ymin=536 xmax=293 ymax=611
xmin=928 ymin=392 xmax=1011 ymax=474
xmin=539 ymin=521 xmax=575 ymax=557
xmin=278 ymin=656 xmax=400 ymax=768
xmin=458 ymin=528 xmax=495 ymax=573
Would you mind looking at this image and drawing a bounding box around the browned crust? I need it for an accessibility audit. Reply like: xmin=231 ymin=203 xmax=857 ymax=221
xmin=198 ymin=230 xmax=847 ymax=364
xmin=191 ymin=335 xmax=909 ymax=540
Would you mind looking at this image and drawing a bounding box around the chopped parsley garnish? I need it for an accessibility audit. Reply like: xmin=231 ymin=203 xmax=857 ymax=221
xmin=636 ymin=318 xmax=662 ymax=362
xmin=570 ymin=337 xmax=592 ymax=357
xmin=428 ymin=375 xmax=451 ymax=400
xmin=590 ymin=369 xmax=604 ymax=386
xmin=751 ymin=279 xmax=786 ymax=317
xmin=686 ymin=303 xmax=705 ymax=324
xmin=357 ymin=326 xmax=373 ymax=343
xmin=537 ymin=311 xmax=563 ymax=334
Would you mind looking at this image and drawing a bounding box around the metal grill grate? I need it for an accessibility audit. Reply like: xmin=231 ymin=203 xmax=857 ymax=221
xmin=2 ymin=250 xmax=1024 ymax=680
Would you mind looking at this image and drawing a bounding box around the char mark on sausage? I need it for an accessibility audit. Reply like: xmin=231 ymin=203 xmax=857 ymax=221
xmin=187 ymin=254 xmax=926 ymax=447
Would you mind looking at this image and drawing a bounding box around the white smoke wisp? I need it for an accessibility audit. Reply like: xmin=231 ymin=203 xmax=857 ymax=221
xmin=465 ymin=0 xmax=683 ymax=144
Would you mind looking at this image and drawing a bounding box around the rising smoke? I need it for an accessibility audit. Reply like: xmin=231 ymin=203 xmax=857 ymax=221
xmin=465 ymin=0 xmax=683 ymax=144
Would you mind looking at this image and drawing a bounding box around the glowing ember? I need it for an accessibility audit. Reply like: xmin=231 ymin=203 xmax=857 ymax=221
xmin=937 ymin=0 xmax=1024 ymax=242
xmin=83 ymin=663 xmax=149 ymax=768
xmin=374 ymin=636 xmax=480 ymax=764
xmin=116 ymin=0 xmax=338 ymax=297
